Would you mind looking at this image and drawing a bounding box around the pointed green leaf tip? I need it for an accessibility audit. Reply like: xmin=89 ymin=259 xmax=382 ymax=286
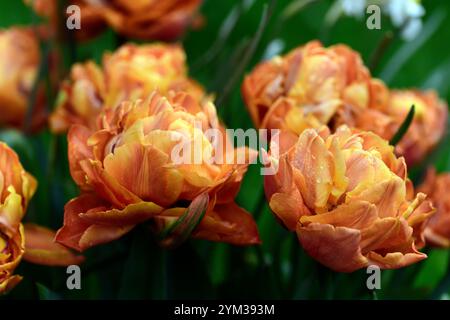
xmin=157 ymin=193 xmax=209 ymax=249
xmin=390 ymin=104 xmax=415 ymax=146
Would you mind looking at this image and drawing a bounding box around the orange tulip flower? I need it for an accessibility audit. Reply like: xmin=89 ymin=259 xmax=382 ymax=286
xmin=264 ymin=125 xmax=434 ymax=272
xmin=56 ymin=91 xmax=260 ymax=252
xmin=0 ymin=27 xmax=47 ymax=130
xmin=0 ymin=225 xmax=24 ymax=294
xmin=50 ymin=43 xmax=204 ymax=133
xmin=242 ymin=41 xmax=388 ymax=131
xmin=418 ymin=169 xmax=450 ymax=247
xmin=0 ymin=143 xmax=83 ymax=294
xmin=26 ymin=0 xmax=203 ymax=41
xmin=356 ymin=89 xmax=448 ymax=166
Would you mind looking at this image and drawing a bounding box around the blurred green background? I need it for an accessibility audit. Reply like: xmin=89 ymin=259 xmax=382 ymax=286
xmin=1 ymin=0 xmax=449 ymax=299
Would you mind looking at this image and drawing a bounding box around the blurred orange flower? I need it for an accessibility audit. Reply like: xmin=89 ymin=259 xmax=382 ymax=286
xmin=0 ymin=143 xmax=83 ymax=294
xmin=0 ymin=225 xmax=24 ymax=294
xmin=264 ymin=126 xmax=434 ymax=272
xmin=242 ymin=41 xmax=388 ymax=130
xmin=56 ymin=91 xmax=260 ymax=252
xmin=50 ymin=43 xmax=204 ymax=133
xmin=356 ymin=89 xmax=448 ymax=166
xmin=418 ymin=169 xmax=450 ymax=247
xmin=0 ymin=27 xmax=47 ymax=130
xmin=26 ymin=0 xmax=203 ymax=41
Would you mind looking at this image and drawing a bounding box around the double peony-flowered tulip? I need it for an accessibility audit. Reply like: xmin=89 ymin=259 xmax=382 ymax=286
xmin=264 ymin=125 xmax=434 ymax=272
xmin=50 ymin=43 xmax=204 ymax=133
xmin=56 ymin=91 xmax=260 ymax=251
xmin=0 ymin=143 xmax=83 ymax=294
xmin=356 ymin=89 xmax=448 ymax=166
xmin=0 ymin=27 xmax=47 ymax=130
xmin=242 ymin=40 xmax=388 ymax=131
xmin=26 ymin=0 xmax=203 ymax=41
xmin=418 ymin=169 xmax=450 ymax=248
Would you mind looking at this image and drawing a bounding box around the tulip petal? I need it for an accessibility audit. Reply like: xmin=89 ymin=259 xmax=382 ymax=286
xmin=68 ymin=124 xmax=94 ymax=190
xmin=23 ymin=223 xmax=84 ymax=266
xmin=0 ymin=274 xmax=22 ymax=294
xmin=269 ymin=191 xmax=308 ymax=231
xmin=215 ymin=147 xmax=257 ymax=203
xmin=80 ymin=159 xmax=141 ymax=208
xmin=292 ymin=129 xmax=333 ymax=211
xmin=0 ymin=224 xmax=24 ymax=272
xmin=300 ymin=200 xmax=377 ymax=230
xmin=345 ymin=150 xmax=396 ymax=197
xmin=193 ymin=202 xmax=261 ymax=245
xmin=80 ymin=201 xmax=163 ymax=225
xmin=0 ymin=143 xmax=23 ymax=200
xmin=21 ymin=171 xmax=37 ymax=207
xmin=0 ymin=187 xmax=24 ymax=237
xmin=424 ymin=228 xmax=450 ymax=248
xmin=366 ymin=250 xmax=426 ymax=269
xmin=78 ymin=224 xmax=134 ymax=251
xmin=328 ymin=136 xmax=348 ymax=204
xmin=360 ymin=217 xmax=412 ymax=254
xmin=346 ymin=177 xmax=406 ymax=218
xmin=297 ymin=223 xmax=368 ymax=272
xmin=56 ymin=194 xmax=140 ymax=251
xmin=103 ymin=142 xmax=183 ymax=207
xmin=55 ymin=193 xmax=107 ymax=251
xmin=405 ymin=196 xmax=435 ymax=249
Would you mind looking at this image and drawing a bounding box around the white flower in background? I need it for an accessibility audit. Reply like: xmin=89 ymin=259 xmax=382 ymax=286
xmin=339 ymin=0 xmax=425 ymax=41
xmin=385 ymin=0 xmax=425 ymax=27
xmin=262 ymin=39 xmax=285 ymax=60
xmin=384 ymin=0 xmax=425 ymax=40
xmin=400 ymin=18 xmax=423 ymax=40
xmin=341 ymin=0 xmax=367 ymax=18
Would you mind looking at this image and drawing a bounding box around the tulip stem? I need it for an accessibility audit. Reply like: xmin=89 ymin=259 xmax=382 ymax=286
xmin=255 ymin=245 xmax=285 ymax=299
xmin=254 ymin=188 xmax=268 ymax=219
xmin=372 ymin=291 xmax=378 ymax=300
xmin=83 ymin=251 xmax=128 ymax=276
xmin=287 ymin=233 xmax=300 ymax=298
xmin=162 ymin=250 xmax=171 ymax=299
xmin=369 ymin=31 xmax=394 ymax=72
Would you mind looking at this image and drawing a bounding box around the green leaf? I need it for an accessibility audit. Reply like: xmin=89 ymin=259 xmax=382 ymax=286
xmin=36 ymin=283 xmax=62 ymax=300
xmin=209 ymin=243 xmax=230 ymax=287
xmin=430 ymin=252 xmax=450 ymax=299
xmin=117 ymin=229 xmax=165 ymax=299
xmin=379 ymin=9 xmax=446 ymax=83
xmin=389 ymin=104 xmax=415 ymax=146
xmin=281 ymin=0 xmax=319 ymax=21
xmin=0 ymin=129 xmax=34 ymax=166
xmin=414 ymin=249 xmax=449 ymax=292
xmin=215 ymin=0 xmax=276 ymax=107
xmin=157 ymin=192 xmax=209 ymax=249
